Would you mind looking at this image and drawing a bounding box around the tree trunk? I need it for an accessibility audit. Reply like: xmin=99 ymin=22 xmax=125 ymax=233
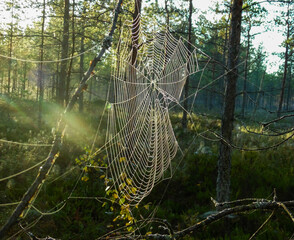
xmin=210 ymin=61 xmax=216 ymax=110
xmin=27 ymin=67 xmax=30 ymax=99
xmin=286 ymin=56 xmax=292 ymax=110
xmin=0 ymin=72 xmax=4 ymax=94
xmin=7 ymin=16 xmax=13 ymax=94
xmin=277 ymin=3 xmax=290 ymax=117
xmin=79 ymin=4 xmax=86 ymax=113
xmin=241 ymin=24 xmax=251 ymax=118
xmin=88 ymin=79 xmax=93 ymax=101
xmin=219 ymin=16 xmax=229 ymax=113
xmin=12 ymin=63 xmax=17 ymax=93
xmin=164 ymin=0 xmax=169 ymax=26
xmin=52 ymin=74 xmax=55 ymax=100
xmin=55 ymin=45 xmax=61 ymax=101
xmin=128 ymin=0 xmax=142 ymax=124
xmin=182 ymin=0 xmax=192 ymax=128
xmin=131 ymin=0 xmax=142 ymax=66
xmin=252 ymin=70 xmax=265 ymax=116
xmin=216 ymin=0 xmax=243 ymax=204
xmin=65 ymin=0 xmax=76 ymax=105
xmin=38 ymin=0 xmax=46 ymax=128
xmin=58 ymin=0 xmax=70 ymax=106
xmin=21 ymin=62 xmax=27 ymax=98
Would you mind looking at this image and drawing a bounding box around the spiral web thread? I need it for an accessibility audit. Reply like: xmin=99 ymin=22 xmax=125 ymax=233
xmin=105 ymin=14 xmax=210 ymax=205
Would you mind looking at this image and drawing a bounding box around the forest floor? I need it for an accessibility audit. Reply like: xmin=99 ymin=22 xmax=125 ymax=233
xmin=0 ymin=98 xmax=293 ymax=240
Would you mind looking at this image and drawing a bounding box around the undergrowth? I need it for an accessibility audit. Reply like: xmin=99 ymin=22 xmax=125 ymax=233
xmin=0 ymin=99 xmax=293 ymax=239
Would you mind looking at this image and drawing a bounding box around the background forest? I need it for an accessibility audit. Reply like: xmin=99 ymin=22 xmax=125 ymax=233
xmin=0 ymin=0 xmax=294 ymax=239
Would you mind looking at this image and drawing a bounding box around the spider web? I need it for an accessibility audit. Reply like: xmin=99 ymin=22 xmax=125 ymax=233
xmin=1 ymin=2 xmax=293 ymax=239
xmin=105 ymin=14 xmax=210 ymax=204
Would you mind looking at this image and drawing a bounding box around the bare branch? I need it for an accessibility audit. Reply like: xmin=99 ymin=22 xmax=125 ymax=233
xmin=210 ymin=130 xmax=294 ymax=152
xmin=262 ymin=114 xmax=294 ymax=127
xmin=211 ymin=197 xmax=270 ymax=208
xmin=279 ymin=202 xmax=294 ymax=223
xmin=248 ymin=210 xmax=275 ymax=240
xmin=144 ymin=200 xmax=294 ymax=240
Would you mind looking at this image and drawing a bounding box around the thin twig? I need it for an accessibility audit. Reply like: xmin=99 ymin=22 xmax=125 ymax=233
xmin=142 ymin=200 xmax=294 ymax=239
xmin=211 ymin=197 xmax=270 ymax=207
xmin=262 ymin=114 xmax=294 ymax=127
xmin=279 ymin=202 xmax=294 ymax=223
xmin=248 ymin=210 xmax=275 ymax=240
xmin=211 ymin=130 xmax=294 ymax=152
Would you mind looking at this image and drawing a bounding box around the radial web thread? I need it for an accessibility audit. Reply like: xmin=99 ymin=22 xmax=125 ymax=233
xmin=105 ymin=15 xmax=210 ymax=205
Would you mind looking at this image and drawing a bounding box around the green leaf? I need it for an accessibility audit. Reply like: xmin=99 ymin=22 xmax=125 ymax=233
xmin=106 ymin=190 xmax=112 ymax=195
xmin=126 ymin=178 xmax=132 ymax=185
xmin=113 ymin=193 xmax=119 ymax=199
xmin=119 ymin=182 xmax=126 ymax=191
xmin=130 ymin=187 xmax=137 ymax=194
xmin=119 ymin=198 xmax=125 ymax=205
xmin=106 ymin=103 xmax=112 ymax=110
xmin=81 ymin=176 xmax=89 ymax=182
xmin=127 ymin=226 xmax=133 ymax=232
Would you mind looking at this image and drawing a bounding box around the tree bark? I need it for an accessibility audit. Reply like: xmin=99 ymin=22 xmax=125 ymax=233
xmin=55 ymin=45 xmax=61 ymax=101
xmin=252 ymin=70 xmax=265 ymax=116
xmin=126 ymin=0 xmax=142 ymax=150
xmin=58 ymin=0 xmax=70 ymax=106
xmin=164 ymin=0 xmax=169 ymax=26
xmin=131 ymin=0 xmax=141 ymax=66
xmin=12 ymin=63 xmax=17 ymax=93
xmin=65 ymin=0 xmax=76 ymax=105
xmin=182 ymin=0 xmax=193 ymax=128
xmin=88 ymin=78 xmax=93 ymax=101
xmin=79 ymin=4 xmax=86 ymax=113
xmin=0 ymin=72 xmax=3 ymax=94
xmin=219 ymin=17 xmax=229 ymax=112
xmin=277 ymin=2 xmax=290 ymax=117
xmin=216 ymin=0 xmax=243 ymax=204
xmin=0 ymin=0 xmax=123 ymax=237
xmin=52 ymin=74 xmax=56 ymax=100
xmin=7 ymin=11 xmax=13 ymax=95
xmin=38 ymin=0 xmax=46 ymax=128
xmin=21 ymin=62 xmax=27 ymax=98
xmin=286 ymin=59 xmax=292 ymax=110
xmin=241 ymin=23 xmax=251 ymax=118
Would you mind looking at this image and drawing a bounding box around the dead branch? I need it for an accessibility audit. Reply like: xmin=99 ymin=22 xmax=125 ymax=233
xmin=210 ymin=130 xmax=294 ymax=152
xmin=96 ymin=194 xmax=294 ymax=240
xmin=143 ymin=199 xmax=294 ymax=240
xmin=248 ymin=210 xmax=275 ymax=240
xmin=262 ymin=114 xmax=294 ymax=127
xmin=235 ymin=117 xmax=294 ymax=137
